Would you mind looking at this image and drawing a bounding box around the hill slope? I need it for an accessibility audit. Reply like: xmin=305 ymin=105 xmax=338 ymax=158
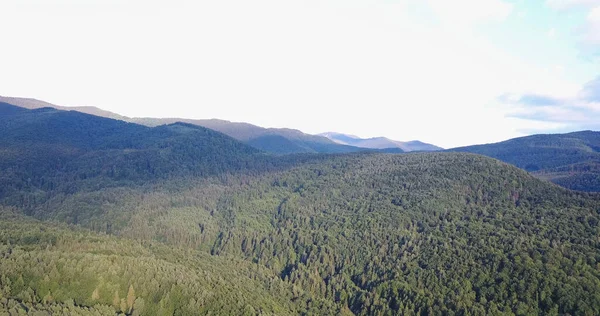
xmin=320 ymin=132 xmax=443 ymax=152
xmin=0 ymin=210 xmax=328 ymax=315
xmin=450 ymin=131 xmax=600 ymax=191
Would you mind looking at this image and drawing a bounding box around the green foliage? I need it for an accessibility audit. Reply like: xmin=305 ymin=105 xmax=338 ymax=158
xmin=2 ymin=104 xmax=600 ymax=315
xmin=0 ymin=211 xmax=330 ymax=315
xmin=3 ymin=151 xmax=600 ymax=315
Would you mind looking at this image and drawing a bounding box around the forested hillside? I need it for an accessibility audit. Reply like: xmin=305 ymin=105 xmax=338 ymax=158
xmin=450 ymin=131 xmax=600 ymax=192
xmin=1 ymin=103 xmax=600 ymax=315
xmin=0 ymin=102 xmax=262 ymax=195
xmin=0 ymin=210 xmax=328 ymax=315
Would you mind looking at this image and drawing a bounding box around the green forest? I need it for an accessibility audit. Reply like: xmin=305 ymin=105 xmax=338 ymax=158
xmin=1 ymin=104 xmax=600 ymax=315
xmin=451 ymin=131 xmax=600 ymax=192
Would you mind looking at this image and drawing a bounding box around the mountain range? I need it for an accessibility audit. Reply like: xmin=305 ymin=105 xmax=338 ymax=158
xmin=0 ymin=96 xmax=435 ymax=154
xmin=2 ymin=95 xmax=600 ymax=192
xmin=0 ymin=98 xmax=600 ymax=314
xmin=320 ymin=132 xmax=443 ymax=152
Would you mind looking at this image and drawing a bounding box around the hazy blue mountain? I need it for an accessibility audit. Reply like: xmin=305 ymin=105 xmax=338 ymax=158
xmin=449 ymin=130 xmax=600 ymax=192
xmin=1 ymin=96 xmax=378 ymax=155
xmin=320 ymin=132 xmax=443 ymax=152
xmin=0 ymin=95 xmax=129 ymax=121
xmin=131 ymin=117 xmax=370 ymax=154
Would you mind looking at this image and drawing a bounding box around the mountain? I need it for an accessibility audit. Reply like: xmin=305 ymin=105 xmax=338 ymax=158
xmin=450 ymin=130 xmax=600 ymax=192
xmin=131 ymin=117 xmax=369 ymax=154
xmin=1 ymin=103 xmax=600 ymax=314
xmin=0 ymin=102 xmax=279 ymax=205
xmin=320 ymin=132 xmax=443 ymax=152
xmin=0 ymin=95 xmax=129 ymax=121
xmin=0 ymin=96 xmax=379 ymax=155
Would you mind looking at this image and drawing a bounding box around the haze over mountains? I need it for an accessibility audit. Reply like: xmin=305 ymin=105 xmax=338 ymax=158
xmin=0 ymin=96 xmax=424 ymax=155
xmin=3 ymin=95 xmax=600 ymax=191
xmin=133 ymin=117 xmax=369 ymax=155
xmin=3 ymin=95 xmax=600 ymax=192
xmin=320 ymin=132 xmax=443 ymax=152
xmin=0 ymin=96 xmax=128 ymax=121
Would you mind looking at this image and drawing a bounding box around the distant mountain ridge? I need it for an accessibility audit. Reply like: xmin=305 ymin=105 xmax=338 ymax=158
xmin=0 ymin=96 xmax=399 ymax=155
xmin=0 ymin=96 xmax=129 ymax=121
xmin=130 ymin=117 xmax=369 ymax=154
xmin=449 ymin=131 xmax=600 ymax=192
xmin=5 ymin=96 xmax=600 ymax=192
xmin=320 ymin=132 xmax=443 ymax=152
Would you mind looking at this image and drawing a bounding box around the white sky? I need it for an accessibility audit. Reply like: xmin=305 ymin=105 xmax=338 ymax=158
xmin=1 ymin=0 xmax=599 ymax=148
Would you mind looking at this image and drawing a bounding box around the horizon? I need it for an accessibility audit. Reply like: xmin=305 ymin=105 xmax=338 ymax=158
xmin=3 ymin=93 xmax=599 ymax=149
xmin=1 ymin=0 xmax=599 ymax=148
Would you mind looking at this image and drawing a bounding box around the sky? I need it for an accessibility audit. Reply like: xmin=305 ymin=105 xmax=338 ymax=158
xmin=1 ymin=0 xmax=599 ymax=148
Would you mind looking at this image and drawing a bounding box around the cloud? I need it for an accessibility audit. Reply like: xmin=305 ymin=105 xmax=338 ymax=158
xmin=508 ymin=106 xmax=594 ymax=123
xmin=518 ymin=94 xmax=563 ymax=106
xmin=547 ymin=0 xmax=600 ymax=55
xmin=546 ymin=0 xmax=600 ymax=10
xmin=0 ymin=0 xmax=582 ymax=148
xmin=498 ymin=93 xmax=564 ymax=107
xmin=427 ymin=0 xmax=513 ymax=26
xmin=501 ymin=76 xmax=600 ymax=130
xmin=581 ymin=6 xmax=600 ymax=49
xmin=580 ymin=76 xmax=600 ymax=101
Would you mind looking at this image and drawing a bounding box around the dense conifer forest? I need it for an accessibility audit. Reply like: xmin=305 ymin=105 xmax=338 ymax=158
xmin=1 ymin=104 xmax=600 ymax=315
xmin=451 ymin=131 xmax=600 ymax=192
